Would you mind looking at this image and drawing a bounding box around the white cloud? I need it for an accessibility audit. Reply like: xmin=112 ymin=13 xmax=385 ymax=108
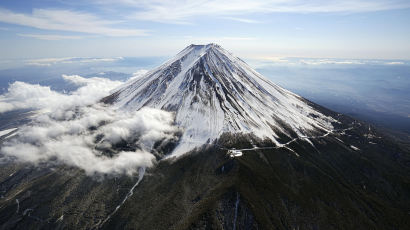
xmin=1 ymin=106 xmax=177 ymax=175
xmin=222 ymin=17 xmax=261 ymax=24
xmin=0 ymin=74 xmax=123 ymax=113
xmin=129 ymin=69 xmax=149 ymax=81
xmin=0 ymin=8 xmax=148 ymax=36
xmin=299 ymin=59 xmax=365 ymax=65
xmin=0 ymin=75 xmax=178 ymax=175
xmin=257 ymin=56 xmax=290 ymax=63
xmin=127 ymin=0 xmax=266 ymax=23
xmin=112 ymin=0 xmax=410 ymax=23
xmin=385 ymin=61 xmax=404 ymax=65
xmin=17 ymin=33 xmax=84 ymax=40
xmin=251 ymin=57 xmax=409 ymax=66
xmin=25 ymin=57 xmax=123 ymax=66
xmin=254 ymin=57 xmax=366 ymax=65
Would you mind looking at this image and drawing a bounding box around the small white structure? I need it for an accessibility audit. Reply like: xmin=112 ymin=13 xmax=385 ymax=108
xmin=228 ymin=149 xmax=243 ymax=158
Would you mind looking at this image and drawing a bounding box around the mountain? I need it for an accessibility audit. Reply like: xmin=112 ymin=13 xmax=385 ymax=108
xmin=1 ymin=44 xmax=410 ymax=230
xmin=103 ymin=44 xmax=334 ymax=156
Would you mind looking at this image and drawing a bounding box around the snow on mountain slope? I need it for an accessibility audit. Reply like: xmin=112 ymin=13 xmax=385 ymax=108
xmin=105 ymin=44 xmax=335 ymax=157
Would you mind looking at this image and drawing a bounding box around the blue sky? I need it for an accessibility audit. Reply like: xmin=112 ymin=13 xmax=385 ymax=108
xmin=0 ymin=0 xmax=410 ymax=59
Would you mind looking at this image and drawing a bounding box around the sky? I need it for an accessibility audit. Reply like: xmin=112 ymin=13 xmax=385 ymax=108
xmin=0 ymin=0 xmax=410 ymax=60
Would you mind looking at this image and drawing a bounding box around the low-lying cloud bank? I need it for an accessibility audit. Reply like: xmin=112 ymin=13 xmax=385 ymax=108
xmin=0 ymin=74 xmax=123 ymax=113
xmin=251 ymin=57 xmax=410 ymax=67
xmin=0 ymin=74 xmax=178 ymax=175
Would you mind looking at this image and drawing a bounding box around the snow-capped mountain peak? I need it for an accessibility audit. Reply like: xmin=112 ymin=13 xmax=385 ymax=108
xmin=105 ymin=44 xmax=335 ymax=157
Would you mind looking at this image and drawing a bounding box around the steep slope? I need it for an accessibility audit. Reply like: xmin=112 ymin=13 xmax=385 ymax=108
xmin=104 ymin=44 xmax=334 ymax=156
xmin=2 ymin=118 xmax=409 ymax=230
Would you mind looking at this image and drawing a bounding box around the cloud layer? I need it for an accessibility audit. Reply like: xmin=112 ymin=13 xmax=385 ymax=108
xmin=25 ymin=57 xmax=124 ymax=66
xmin=0 ymin=74 xmax=123 ymax=113
xmin=251 ymin=57 xmax=409 ymax=67
xmin=17 ymin=33 xmax=84 ymax=41
xmin=0 ymin=8 xmax=147 ymax=37
xmin=1 ymin=0 xmax=408 ymax=35
xmin=121 ymin=0 xmax=410 ymax=23
xmin=0 ymin=75 xmax=178 ymax=175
